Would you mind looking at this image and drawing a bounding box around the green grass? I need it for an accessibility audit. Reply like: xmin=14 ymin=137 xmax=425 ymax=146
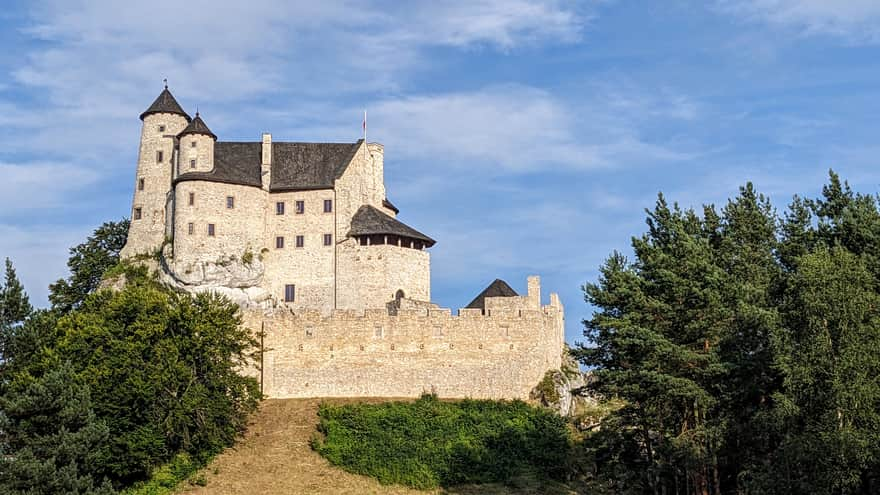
xmin=121 ymin=452 xmax=208 ymax=495
xmin=311 ymin=394 xmax=573 ymax=490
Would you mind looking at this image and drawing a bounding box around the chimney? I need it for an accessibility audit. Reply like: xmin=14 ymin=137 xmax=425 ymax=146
xmin=261 ymin=133 xmax=272 ymax=191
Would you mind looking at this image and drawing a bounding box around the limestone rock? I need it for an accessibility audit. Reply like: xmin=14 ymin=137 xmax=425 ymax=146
xmin=530 ymin=347 xmax=594 ymax=417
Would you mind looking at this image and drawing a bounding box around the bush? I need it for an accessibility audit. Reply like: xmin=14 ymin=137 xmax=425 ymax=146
xmin=312 ymin=394 xmax=572 ymax=489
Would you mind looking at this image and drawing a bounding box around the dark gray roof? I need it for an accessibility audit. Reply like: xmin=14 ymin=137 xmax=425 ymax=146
xmin=382 ymin=198 xmax=399 ymax=214
xmin=348 ymin=205 xmax=435 ymax=246
xmin=466 ymin=279 xmax=519 ymax=310
xmin=140 ymin=88 xmax=191 ymax=122
xmin=173 ymin=142 xmax=262 ymax=187
xmin=172 ymin=139 xmax=362 ymax=192
xmin=178 ymin=113 xmax=216 ymax=140
xmin=270 ymin=141 xmax=361 ymax=191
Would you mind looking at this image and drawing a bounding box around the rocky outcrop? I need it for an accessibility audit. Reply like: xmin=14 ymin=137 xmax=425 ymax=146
xmin=159 ymin=244 xmax=273 ymax=307
xmin=530 ymin=347 xmax=594 ymax=417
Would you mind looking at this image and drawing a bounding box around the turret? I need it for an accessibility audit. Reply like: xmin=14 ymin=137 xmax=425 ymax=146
xmin=120 ymin=83 xmax=191 ymax=258
xmin=177 ymin=111 xmax=216 ymax=174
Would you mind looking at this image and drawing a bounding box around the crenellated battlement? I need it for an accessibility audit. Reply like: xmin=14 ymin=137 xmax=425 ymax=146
xmin=242 ymin=277 xmax=565 ymax=400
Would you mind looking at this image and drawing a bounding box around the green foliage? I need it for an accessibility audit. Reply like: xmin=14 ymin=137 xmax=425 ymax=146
xmin=0 ymin=257 xmax=33 ymax=362
xmin=312 ymin=394 xmax=572 ymax=490
xmin=1 ymin=250 xmax=259 ymax=494
xmin=49 ymin=219 xmax=129 ymax=313
xmin=0 ymin=361 xmax=115 ymax=495
xmin=534 ymin=371 xmax=562 ymax=406
xmin=577 ymin=173 xmax=880 ymax=494
xmin=53 ymin=265 xmax=261 ymax=484
xmin=121 ymin=453 xmax=205 ymax=495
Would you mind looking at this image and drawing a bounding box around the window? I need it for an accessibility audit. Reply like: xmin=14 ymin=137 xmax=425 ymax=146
xmin=276 ymin=236 xmax=284 ymax=249
xmin=190 ymin=159 xmax=196 ymax=169
xmin=138 ymin=178 xmax=145 ymax=191
xmin=188 ymin=192 xmax=195 ymax=206
xmin=323 ymin=199 xmax=333 ymax=213
xmin=284 ymin=284 xmax=295 ymax=302
xmin=323 ymin=233 xmax=332 ymax=246
xmin=156 ymin=150 xmax=163 ymax=163
xmin=133 ymin=207 xmax=142 ymax=220
xmin=158 ymin=125 xmax=165 ymax=132
xmin=295 ymin=235 xmax=304 ymax=248
xmin=226 ymin=196 xmax=234 ymax=209
xmin=191 ymin=141 xmax=197 ymax=148
xmin=207 ymin=224 xmax=215 ymax=236
xmin=187 ymin=222 xmax=194 ymax=235
xmin=275 ymin=202 xmax=285 ymax=215
xmin=295 ymin=200 xmax=305 ymax=214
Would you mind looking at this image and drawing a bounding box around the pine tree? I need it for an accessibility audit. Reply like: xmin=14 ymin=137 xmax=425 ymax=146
xmin=0 ymin=257 xmax=33 ymax=328
xmin=0 ymin=361 xmax=115 ymax=495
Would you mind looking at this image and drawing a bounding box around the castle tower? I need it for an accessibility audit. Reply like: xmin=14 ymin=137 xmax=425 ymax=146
xmin=121 ymin=84 xmax=191 ymax=257
xmin=177 ymin=111 xmax=216 ymax=174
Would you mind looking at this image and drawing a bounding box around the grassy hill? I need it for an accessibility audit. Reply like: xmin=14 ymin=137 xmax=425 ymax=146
xmin=175 ymin=398 xmax=582 ymax=495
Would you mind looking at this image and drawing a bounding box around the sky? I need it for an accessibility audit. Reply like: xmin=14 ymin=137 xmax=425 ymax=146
xmin=1 ymin=0 xmax=880 ymax=345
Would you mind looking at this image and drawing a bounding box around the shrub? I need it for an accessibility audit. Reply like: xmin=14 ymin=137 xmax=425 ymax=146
xmin=312 ymin=394 xmax=572 ymax=489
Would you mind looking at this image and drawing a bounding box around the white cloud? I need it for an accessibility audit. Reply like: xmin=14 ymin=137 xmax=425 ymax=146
xmin=0 ymin=162 xmax=101 ymax=213
xmin=362 ymin=85 xmax=699 ymax=174
xmin=719 ymin=0 xmax=880 ymax=42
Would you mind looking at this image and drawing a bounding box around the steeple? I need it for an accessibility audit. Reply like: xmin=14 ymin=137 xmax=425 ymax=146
xmin=177 ymin=111 xmax=216 ymax=140
xmin=139 ymin=83 xmax=191 ymax=122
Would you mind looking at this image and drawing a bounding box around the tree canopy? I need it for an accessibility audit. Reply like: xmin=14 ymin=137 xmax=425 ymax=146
xmin=577 ymin=172 xmax=880 ymax=494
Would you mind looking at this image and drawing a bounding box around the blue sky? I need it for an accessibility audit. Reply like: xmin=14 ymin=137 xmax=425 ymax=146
xmin=2 ymin=1 xmax=880 ymax=345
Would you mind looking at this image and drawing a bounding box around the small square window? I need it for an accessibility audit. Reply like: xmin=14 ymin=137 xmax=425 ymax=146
xmin=284 ymin=284 xmax=295 ymax=302
xmin=188 ymin=192 xmax=195 ymax=206
xmin=191 ymin=141 xmax=197 ymax=148
xmin=323 ymin=233 xmax=332 ymax=246
xmin=276 ymin=236 xmax=284 ymax=249
xmin=276 ymin=202 xmax=285 ymax=215
xmin=187 ymin=222 xmax=194 ymax=235
xmin=138 ymin=178 xmax=145 ymax=191
xmin=158 ymin=125 xmax=165 ymax=132
xmin=295 ymin=235 xmax=304 ymax=248
xmin=323 ymin=199 xmax=333 ymax=213
xmin=133 ymin=207 xmax=142 ymax=220
xmin=295 ymin=200 xmax=304 ymax=214
xmin=156 ymin=150 xmax=163 ymax=163
xmin=207 ymin=224 xmax=215 ymax=236
xmin=190 ymin=159 xmax=196 ymax=169
xmin=226 ymin=196 xmax=235 ymax=209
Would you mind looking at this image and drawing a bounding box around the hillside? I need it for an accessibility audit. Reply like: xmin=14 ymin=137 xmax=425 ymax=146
xmin=177 ymin=399 xmax=580 ymax=495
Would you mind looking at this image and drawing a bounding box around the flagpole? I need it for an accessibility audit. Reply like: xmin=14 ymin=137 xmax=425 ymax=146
xmin=363 ymin=109 xmax=367 ymax=161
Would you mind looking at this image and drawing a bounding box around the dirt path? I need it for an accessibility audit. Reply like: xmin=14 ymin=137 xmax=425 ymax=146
xmin=179 ymin=398 xmax=431 ymax=495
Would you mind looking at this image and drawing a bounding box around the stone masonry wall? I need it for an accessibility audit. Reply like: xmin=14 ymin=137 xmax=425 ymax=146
xmin=121 ymin=112 xmax=190 ymax=257
xmin=244 ymin=290 xmax=564 ymax=399
xmin=262 ymin=189 xmax=337 ymax=311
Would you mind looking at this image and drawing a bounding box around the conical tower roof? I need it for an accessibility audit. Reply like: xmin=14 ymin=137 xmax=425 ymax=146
xmin=177 ymin=112 xmax=216 ymax=140
xmin=139 ymin=86 xmax=191 ymax=122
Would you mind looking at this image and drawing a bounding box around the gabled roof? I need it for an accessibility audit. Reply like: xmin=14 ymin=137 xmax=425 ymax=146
xmin=270 ymin=141 xmax=362 ymax=191
xmin=173 ymin=142 xmax=262 ymax=187
xmin=140 ymin=87 xmax=191 ymax=122
xmin=465 ymin=279 xmax=519 ymax=310
xmin=348 ymin=205 xmax=435 ymax=246
xmin=178 ymin=112 xmax=216 ymax=140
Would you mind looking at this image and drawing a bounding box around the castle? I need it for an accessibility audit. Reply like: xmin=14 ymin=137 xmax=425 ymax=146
xmin=121 ymin=85 xmax=565 ymax=399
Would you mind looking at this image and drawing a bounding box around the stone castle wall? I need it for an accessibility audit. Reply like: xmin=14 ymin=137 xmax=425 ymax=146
xmin=243 ymin=291 xmax=565 ymax=399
